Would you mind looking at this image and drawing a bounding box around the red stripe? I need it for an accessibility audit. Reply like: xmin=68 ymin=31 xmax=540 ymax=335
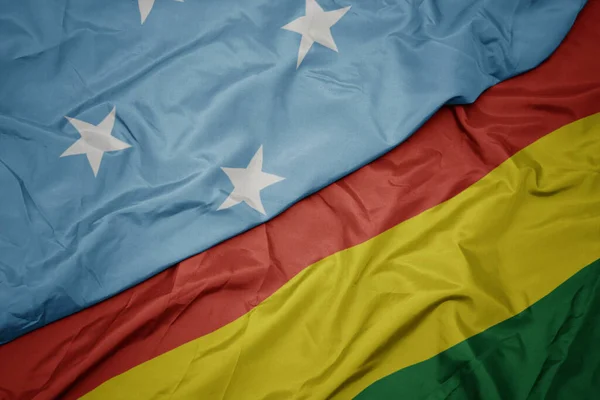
xmin=2 ymin=3 xmax=600 ymax=399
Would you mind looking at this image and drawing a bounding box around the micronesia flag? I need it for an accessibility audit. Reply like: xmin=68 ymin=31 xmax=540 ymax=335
xmin=0 ymin=0 xmax=587 ymax=343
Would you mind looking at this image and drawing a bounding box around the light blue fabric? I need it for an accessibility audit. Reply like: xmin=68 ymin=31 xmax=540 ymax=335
xmin=0 ymin=0 xmax=587 ymax=343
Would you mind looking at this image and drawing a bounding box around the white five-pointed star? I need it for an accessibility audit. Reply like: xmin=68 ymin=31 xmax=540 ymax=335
xmin=61 ymin=107 xmax=131 ymax=177
xmin=138 ymin=0 xmax=184 ymax=24
xmin=218 ymin=146 xmax=285 ymax=215
xmin=282 ymin=0 xmax=351 ymax=68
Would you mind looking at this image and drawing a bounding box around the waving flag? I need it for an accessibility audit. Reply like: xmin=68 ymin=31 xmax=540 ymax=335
xmin=0 ymin=0 xmax=588 ymax=344
xmin=1 ymin=1 xmax=599 ymax=398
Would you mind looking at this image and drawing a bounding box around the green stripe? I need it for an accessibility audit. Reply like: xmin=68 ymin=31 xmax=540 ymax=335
xmin=356 ymin=259 xmax=600 ymax=400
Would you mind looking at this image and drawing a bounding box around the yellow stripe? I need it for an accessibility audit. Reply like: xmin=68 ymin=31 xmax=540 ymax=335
xmin=84 ymin=114 xmax=600 ymax=400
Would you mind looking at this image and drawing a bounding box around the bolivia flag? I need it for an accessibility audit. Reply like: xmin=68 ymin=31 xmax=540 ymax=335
xmin=1 ymin=1 xmax=599 ymax=400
